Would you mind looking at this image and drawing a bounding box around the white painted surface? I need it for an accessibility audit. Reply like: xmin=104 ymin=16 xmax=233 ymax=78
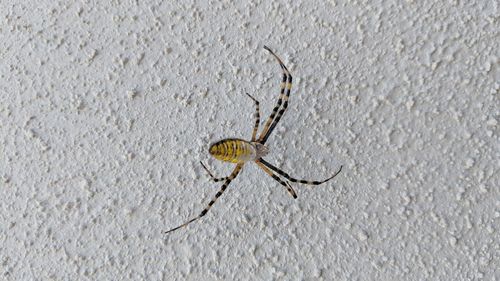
xmin=1 ymin=1 xmax=499 ymax=280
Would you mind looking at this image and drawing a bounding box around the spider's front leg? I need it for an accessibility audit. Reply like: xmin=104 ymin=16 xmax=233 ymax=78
xmin=256 ymin=160 xmax=297 ymax=199
xmin=259 ymin=158 xmax=342 ymax=186
xmin=258 ymin=46 xmax=293 ymax=144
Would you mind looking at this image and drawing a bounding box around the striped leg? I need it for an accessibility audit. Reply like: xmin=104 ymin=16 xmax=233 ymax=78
xmin=200 ymin=161 xmax=229 ymax=182
xmin=245 ymin=93 xmax=260 ymax=142
xmin=258 ymin=46 xmax=293 ymax=144
xmin=259 ymin=158 xmax=342 ymax=185
xmin=256 ymin=160 xmax=297 ymax=199
xmin=165 ymin=163 xmax=244 ymax=234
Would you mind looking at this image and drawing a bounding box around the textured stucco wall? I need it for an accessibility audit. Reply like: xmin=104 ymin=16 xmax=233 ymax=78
xmin=1 ymin=0 xmax=499 ymax=280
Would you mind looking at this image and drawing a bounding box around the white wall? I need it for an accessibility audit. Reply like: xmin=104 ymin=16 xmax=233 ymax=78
xmin=0 ymin=0 xmax=498 ymax=280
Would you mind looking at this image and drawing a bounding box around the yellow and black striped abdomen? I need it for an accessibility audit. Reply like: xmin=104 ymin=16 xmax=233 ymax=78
xmin=209 ymin=139 xmax=257 ymax=163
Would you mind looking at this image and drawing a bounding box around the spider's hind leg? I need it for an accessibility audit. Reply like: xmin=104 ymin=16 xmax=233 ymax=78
xmin=200 ymin=161 xmax=229 ymax=182
xmin=165 ymin=163 xmax=244 ymax=234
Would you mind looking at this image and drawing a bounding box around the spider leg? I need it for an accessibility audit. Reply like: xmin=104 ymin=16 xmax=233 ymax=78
xmin=256 ymin=160 xmax=297 ymax=199
xmin=245 ymin=93 xmax=260 ymax=142
xmin=200 ymin=161 xmax=229 ymax=182
xmin=165 ymin=163 xmax=244 ymax=234
xmin=258 ymin=46 xmax=292 ymax=144
xmin=259 ymin=158 xmax=342 ymax=185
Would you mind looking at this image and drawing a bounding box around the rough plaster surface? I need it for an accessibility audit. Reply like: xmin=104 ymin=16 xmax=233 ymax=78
xmin=1 ymin=0 xmax=499 ymax=280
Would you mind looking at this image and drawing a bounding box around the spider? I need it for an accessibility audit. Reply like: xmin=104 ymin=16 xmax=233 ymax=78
xmin=165 ymin=46 xmax=342 ymax=234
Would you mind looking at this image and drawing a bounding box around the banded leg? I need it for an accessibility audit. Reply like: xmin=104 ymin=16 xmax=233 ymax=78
xmin=165 ymin=163 xmax=244 ymax=234
xmin=259 ymin=158 xmax=342 ymax=185
xmin=258 ymin=46 xmax=293 ymax=144
xmin=200 ymin=161 xmax=229 ymax=182
xmin=245 ymin=93 xmax=260 ymax=142
xmin=256 ymin=160 xmax=297 ymax=199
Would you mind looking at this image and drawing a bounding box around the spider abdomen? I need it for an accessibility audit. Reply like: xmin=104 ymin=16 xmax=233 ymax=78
xmin=209 ymin=138 xmax=266 ymax=163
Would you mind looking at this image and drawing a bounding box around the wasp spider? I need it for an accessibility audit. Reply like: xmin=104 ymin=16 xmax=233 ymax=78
xmin=165 ymin=46 xmax=342 ymax=234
